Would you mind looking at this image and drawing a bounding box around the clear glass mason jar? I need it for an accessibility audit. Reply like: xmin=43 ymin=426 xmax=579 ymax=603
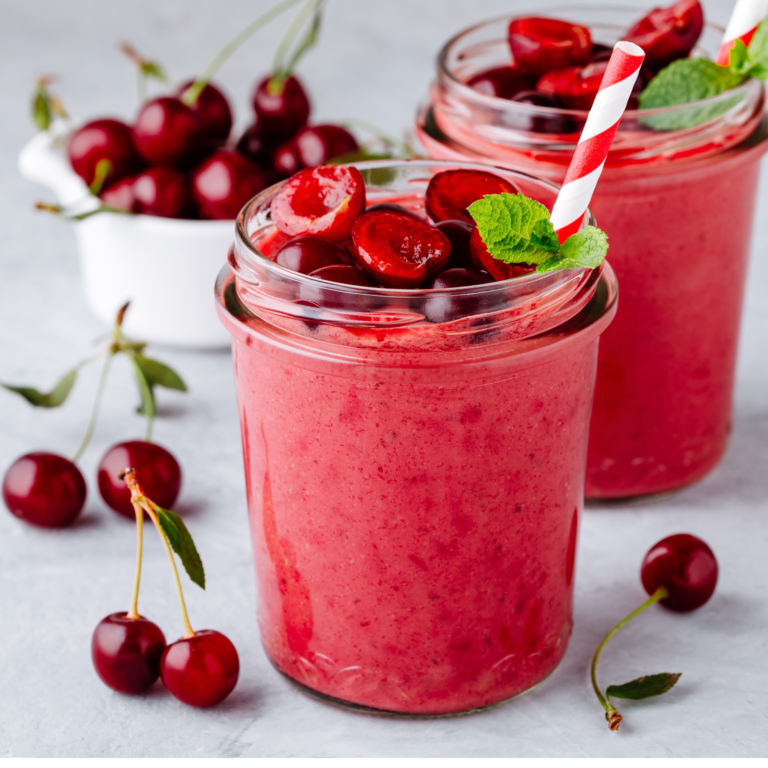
xmin=215 ymin=160 xmax=618 ymax=715
xmin=417 ymin=7 xmax=768 ymax=500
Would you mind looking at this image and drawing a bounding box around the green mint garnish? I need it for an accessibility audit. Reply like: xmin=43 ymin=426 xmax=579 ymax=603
xmin=468 ymin=192 xmax=608 ymax=275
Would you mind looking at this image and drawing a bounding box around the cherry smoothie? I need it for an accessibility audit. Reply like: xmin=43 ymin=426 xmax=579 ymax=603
xmin=216 ymin=161 xmax=617 ymax=714
xmin=419 ymin=7 xmax=768 ymax=498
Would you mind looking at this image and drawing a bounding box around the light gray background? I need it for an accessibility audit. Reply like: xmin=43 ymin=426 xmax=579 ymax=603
xmin=1 ymin=0 xmax=766 ymax=758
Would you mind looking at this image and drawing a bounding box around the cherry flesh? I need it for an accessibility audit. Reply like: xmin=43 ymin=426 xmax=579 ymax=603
xmin=435 ymin=219 xmax=475 ymax=269
xmin=536 ymin=60 xmax=608 ymax=110
xmin=467 ymin=66 xmax=534 ymax=99
xmin=235 ymin=121 xmax=276 ymax=169
xmin=641 ymin=533 xmax=718 ymax=612
xmin=508 ymin=90 xmax=579 ymax=134
xmin=68 ymin=119 xmax=142 ymax=187
xmin=97 ymin=441 xmax=181 ymax=519
xmin=254 ymin=228 xmax=294 ymax=259
xmin=192 ymin=150 xmax=266 ymax=220
xmin=309 ymin=264 xmax=378 ymax=287
xmin=508 ymin=17 xmax=592 ymax=77
xmin=276 ymin=235 xmax=351 ymax=274
xmin=3 ymin=452 xmax=86 ymax=528
xmin=425 ymin=169 xmax=519 ymax=225
xmin=160 ymin=629 xmax=239 ymax=707
xmin=294 ymin=124 xmax=359 ymax=166
xmin=100 ymin=176 xmax=137 ymax=212
xmin=351 ymin=210 xmax=451 ymax=288
xmin=252 ymin=75 xmax=311 ymax=140
xmin=271 ymin=165 xmax=366 ymax=241
xmin=133 ymin=167 xmax=193 ymax=218
xmin=92 ymin=613 xmax=166 ymax=694
xmin=470 ymin=226 xmax=536 ymax=281
xmin=133 ymin=96 xmax=203 ymax=169
xmin=178 ymin=80 xmax=233 ymax=146
xmin=625 ymin=0 xmax=704 ymax=70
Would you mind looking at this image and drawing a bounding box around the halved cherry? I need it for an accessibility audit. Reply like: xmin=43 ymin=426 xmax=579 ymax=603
xmin=508 ymin=17 xmax=592 ymax=77
xmin=508 ymin=91 xmax=579 ymax=134
xmin=425 ymin=169 xmax=519 ymax=225
xmin=470 ymin=227 xmax=536 ymax=281
xmin=351 ymin=210 xmax=451 ymax=288
xmin=536 ymin=60 xmax=608 ymax=110
xmin=624 ymin=0 xmax=704 ymax=70
xmin=276 ymin=235 xmax=351 ymax=274
xmin=254 ymin=228 xmax=293 ymax=260
xmin=271 ymin=165 xmax=366 ymax=242
xmin=309 ymin=264 xmax=378 ymax=287
xmin=467 ymin=66 xmax=534 ymax=99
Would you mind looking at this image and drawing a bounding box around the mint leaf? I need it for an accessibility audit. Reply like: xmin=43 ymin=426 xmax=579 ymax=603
xmin=152 ymin=502 xmax=206 ymax=589
xmin=133 ymin=354 xmax=187 ymax=392
xmin=742 ymin=19 xmax=768 ymax=80
xmin=607 ymin=672 xmax=682 ymax=700
xmin=468 ymin=193 xmax=559 ymax=264
xmin=130 ymin=355 xmax=155 ymax=418
xmin=2 ymin=368 xmax=77 ymax=408
xmin=728 ymin=39 xmax=750 ymax=74
xmin=536 ymin=226 xmax=608 ymax=274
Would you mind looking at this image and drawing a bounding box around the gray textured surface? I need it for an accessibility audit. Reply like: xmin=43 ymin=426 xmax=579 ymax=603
xmin=1 ymin=0 xmax=767 ymax=758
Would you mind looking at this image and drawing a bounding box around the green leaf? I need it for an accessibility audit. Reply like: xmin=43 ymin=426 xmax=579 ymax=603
xmin=468 ymin=193 xmax=560 ymax=265
xmin=741 ymin=19 xmax=768 ymax=80
xmin=728 ymin=39 xmax=750 ymax=74
xmin=607 ymin=672 xmax=682 ymax=700
xmin=152 ymin=503 xmax=206 ymax=589
xmin=130 ymin=355 xmax=155 ymax=418
xmin=140 ymin=61 xmax=171 ymax=84
xmin=133 ymin=354 xmax=187 ymax=392
xmin=536 ymin=226 xmax=608 ymax=274
xmin=32 ymin=85 xmax=52 ymax=131
xmin=2 ymin=368 xmax=77 ymax=408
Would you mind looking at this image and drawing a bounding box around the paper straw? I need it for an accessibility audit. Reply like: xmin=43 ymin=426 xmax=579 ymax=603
xmin=549 ymin=41 xmax=645 ymax=243
xmin=715 ymin=0 xmax=768 ymax=65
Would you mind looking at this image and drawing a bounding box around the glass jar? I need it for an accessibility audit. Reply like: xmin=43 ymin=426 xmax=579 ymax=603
xmin=215 ymin=160 xmax=617 ymax=715
xmin=417 ymin=7 xmax=768 ymax=500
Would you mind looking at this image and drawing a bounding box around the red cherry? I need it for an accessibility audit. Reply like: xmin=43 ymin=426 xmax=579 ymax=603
xmin=271 ymin=165 xmax=366 ymax=242
xmin=68 ymin=119 xmax=142 ymax=187
xmin=536 ymin=60 xmax=608 ymax=110
xmin=625 ymin=0 xmax=704 ymax=70
xmin=641 ymin=534 xmax=718 ymax=612
xmin=178 ymin=80 xmax=232 ymax=146
xmin=134 ymin=97 xmax=203 ymax=169
xmin=160 ymin=630 xmax=239 ymax=707
xmin=3 ymin=452 xmax=86 ymax=528
xmin=253 ymin=228 xmax=294 ymax=259
xmin=351 ymin=210 xmax=451 ymax=288
xmin=92 ymin=613 xmax=166 ymax=694
xmin=273 ymin=141 xmax=303 ymax=178
xmin=192 ymin=150 xmax=267 ymax=221
xmin=309 ymin=264 xmax=378 ymax=287
xmin=587 ymin=43 xmax=614 ymax=63
xmin=366 ymin=202 xmax=421 ymax=217
xmin=133 ymin=167 xmax=193 ymax=219
xmin=423 ymin=268 xmax=494 ymax=323
xmin=435 ymin=219 xmax=474 ymax=269
xmin=425 ymin=169 xmax=520 ymax=225
xmin=293 ymin=124 xmax=359 ymax=166
xmin=97 ymin=441 xmax=181 ymax=519
xmin=100 ymin=176 xmax=137 ymax=212
xmin=508 ymin=17 xmax=592 ymax=77
xmin=508 ymin=90 xmax=580 ymax=133
xmin=252 ymin=75 xmax=310 ymax=140
xmin=470 ymin=226 xmax=536 ymax=281
xmin=235 ymin=121 xmax=276 ymax=169
xmin=424 ymin=267 xmax=493 ymax=289
xmin=276 ymin=234 xmax=351 ymax=274
xmin=467 ymin=66 xmax=534 ymax=99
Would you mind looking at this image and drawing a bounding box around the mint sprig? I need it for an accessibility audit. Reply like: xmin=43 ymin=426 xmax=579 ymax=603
xmin=468 ymin=192 xmax=608 ymax=275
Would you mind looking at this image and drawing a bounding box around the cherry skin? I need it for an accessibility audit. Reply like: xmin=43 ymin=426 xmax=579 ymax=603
xmin=423 ymin=268 xmax=494 ymax=324
xmin=351 ymin=210 xmax=451 ymax=288
xmin=133 ymin=167 xmax=193 ymax=218
xmin=3 ymin=452 xmax=86 ymax=528
xmin=160 ymin=630 xmax=239 ymax=707
xmin=92 ymin=613 xmax=166 ymax=694
xmin=271 ymin=165 xmax=366 ymax=242
xmin=68 ymin=119 xmax=142 ymax=187
xmin=276 ymin=234 xmax=351 ymax=274
xmin=192 ymin=150 xmax=267 ymax=220
xmin=366 ymin=202 xmax=420 ymax=217
xmin=425 ymin=267 xmax=494 ymax=289
xmin=470 ymin=227 xmax=536 ymax=281
xmin=508 ymin=17 xmax=592 ymax=77
xmin=252 ymin=75 xmax=311 ymax=140
xmin=235 ymin=121 xmax=276 ymax=169
xmin=133 ymin=96 xmax=203 ymax=169
xmin=435 ymin=219 xmax=474 ymax=269
xmin=467 ymin=66 xmax=534 ymax=99
xmin=100 ymin=175 xmax=137 ymax=212
xmin=509 ymin=90 xmax=579 ymax=134
xmin=254 ymin=228 xmax=294 ymax=260
xmin=425 ymin=169 xmax=520 ymax=224
xmin=97 ymin=441 xmax=181 ymax=519
xmin=293 ymin=124 xmax=359 ymax=166
xmin=178 ymin=80 xmax=232 ymax=146
xmin=587 ymin=43 xmax=614 ymax=63
xmin=309 ymin=263 xmax=378 ymax=287
xmin=641 ymin=533 xmax=718 ymax=612
xmin=625 ymin=0 xmax=704 ymax=70
xmin=536 ymin=60 xmax=609 ymax=110
xmin=273 ymin=141 xmax=303 ymax=178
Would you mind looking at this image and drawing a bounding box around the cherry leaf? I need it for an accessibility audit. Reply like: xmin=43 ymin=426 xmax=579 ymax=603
xmin=133 ymin=354 xmax=187 ymax=392
xmin=607 ymin=672 xmax=682 ymax=700
xmin=130 ymin=356 xmax=155 ymax=418
xmin=152 ymin=502 xmax=206 ymax=589
xmin=2 ymin=368 xmax=77 ymax=408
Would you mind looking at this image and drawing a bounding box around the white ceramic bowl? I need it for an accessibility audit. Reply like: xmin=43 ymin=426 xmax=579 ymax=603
xmin=18 ymin=122 xmax=233 ymax=349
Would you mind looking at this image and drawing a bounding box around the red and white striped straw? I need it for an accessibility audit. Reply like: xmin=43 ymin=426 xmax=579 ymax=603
xmin=549 ymin=41 xmax=645 ymax=243
xmin=715 ymin=0 xmax=768 ymax=65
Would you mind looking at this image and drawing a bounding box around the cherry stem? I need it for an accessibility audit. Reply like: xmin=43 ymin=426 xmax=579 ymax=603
xmin=182 ymin=0 xmax=304 ymax=107
xmin=269 ymin=0 xmax=324 ymax=92
xmin=591 ymin=585 xmax=670 ymax=730
xmin=71 ymin=350 xmax=114 ymax=464
xmin=126 ymin=500 xmax=144 ymax=620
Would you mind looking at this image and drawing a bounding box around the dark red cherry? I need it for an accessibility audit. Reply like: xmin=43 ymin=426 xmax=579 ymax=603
xmin=423 ymin=268 xmax=494 ymax=323
xmin=309 ymin=264 xmax=378 ymax=287
xmin=92 ymin=613 xmax=166 ymax=694
xmin=641 ymin=533 xmax=718 ymax=612
xmin=273 ymin=141 xmax=303 ymax=178
xmin=294 ymin=124 xmax=359 ymax=166
xmin=425 ymin=268 xmax=493 ymax=289
xmin=351 ymin=210 xmax=451 ymax=288
xmin=470 ymin=226 xmax=536 ymax=281
xmin=625 ymin=0 xmax=704 ymax=70
xmin=467 ymin=66 xmax=534 ymax=99
xmin=134 ymin=96 xmax=203 ymax=169
xmin=271 ymin=165 xmax=366 ymax=241
xmin=508 ymin=17 xmax=592 ymax=77
xmin=536 ymin=60 xmax=609 ymax=110
xmin=252 ymin=75 xmax=311 ymax=140
xmin=97 ymin=441 xmax=181 ymax=519
xmin=68 ymin=119 xmax=142 ymax=187
xmin=253 ymin=228 xmax=294 ymax=259
xmin=366 ymin=202 xmax=420 ymax=217
xmin=276 ymin=234 xmax=351 ymax=274
xmin=178 ymin=80 xmax=233 ymax=146
xmin=100 ymin=175 xmax=137 ymax=212
xmin=133 ymin=167 xmax=193 ymax=219
xmin=435 ymin=219 xmax=474 ymax=269
xmin=587 ymin=43 xmax=614 ymax=63
xmin=425 ymin=169 xmax=519 ymax=225
xmin=192 ymin=150 xmax=267 ymax=220
xmin=508 ymin=90 xmax=579 ymax=134
xmin=161 ymin=630 xmax=239 ymax=707
xmin=3 ymin=452 xmax=86 ymax=528
xmin=235 ymin=121 xmax=276 ymax=169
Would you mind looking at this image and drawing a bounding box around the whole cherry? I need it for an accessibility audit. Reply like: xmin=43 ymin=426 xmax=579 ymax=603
xmin=235 ymin=121 xmax=276 ymax=169
xmin=252 ymin=74 xmax=311 ymax=140
xmin=308 ymin=264 xmax=377 ymax=287
xmin=467 ymin=66 xmax=534 ymax=99
xmin=68 ymin=119 xmax=142 ymax=187
xmin=133 ymin=96 xmax=203 ymax=169
xmin=192 ymin=150 xmax=267 ymax=220
xmin=178 ymin=79 xmax=233 ymax=146
xmin=436 ymin=219 xmax=475 ymax=270
xmin=423 ymin=268 xmax=494 ymax=324
xmin=508 ymin=90 xmax=579 ymax=134
xmin=536 ymin=60 xmax=609 ymax=110
xmin=276 ymin=235 xmax=351 ymax=274
xmin=100 ymin=176 xmax=137 ymax=212
xmin=293 ymin=124 xmax=359 ymax=167
xmin=508 ymin=17 xmax=592 ymax=77
xmin=133 ymin=167 xmax=193 ymax=219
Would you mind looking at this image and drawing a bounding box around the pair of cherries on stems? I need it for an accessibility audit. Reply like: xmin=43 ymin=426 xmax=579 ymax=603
xmin=92 ymin=468 xmax=239 ymax=707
